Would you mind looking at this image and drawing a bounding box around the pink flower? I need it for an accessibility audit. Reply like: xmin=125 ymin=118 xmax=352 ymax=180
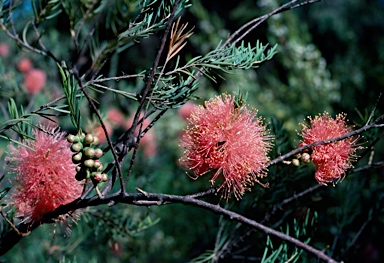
xmin=17 ymin=58 xmax=33 ymax=73
xmin=180 ymin=94 xmax=272 ymax=199
xmin=7 ymin=126 xmax=82 ymax=222
xmin=93 ymin=122 xmax=113 ymax=145
xmin=23 ymin=69 xmax=46 ymax=94
xmin=298 ymin=112 xmax=358 ymax=185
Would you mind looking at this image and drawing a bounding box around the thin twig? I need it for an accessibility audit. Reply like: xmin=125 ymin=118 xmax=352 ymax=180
xmin=349 ymin=161 xmax=384 ymax=174
xmin=0 ymin=210 xmax=30 ymax=237
xmin=223 ymin=0 xmax=321 ymax=48
xmin=124 ymin=0 xmax=181 ymax=186
xmin=262 ymin=184 xmax=322 ymax=224
xmin=344 ymin=219 xmax=369 ymax=255
xmin=366 ymin=93 xmax=382 ymax=126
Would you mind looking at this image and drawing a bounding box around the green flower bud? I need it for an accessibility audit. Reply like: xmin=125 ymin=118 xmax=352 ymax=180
xmin=67 ymin=134 xmax=76 ymax=143
xmin=84 ymin=159 xmax=95 ymax=168
xmin=72 ymin=152 xmax=83 ymax=163
xmin=97 ymin=164 xmax=104 ymax=172
xmin=92 ymin=136 xmax=100 ymax=145
xmin=86 ymin=169 xmax=91 ymax=179
xmin=84 ymin=134 xmax=94 ymax=145
xmin=94 ymin=148 xmax=103 ymax=158
xmin=292 ymin=159 xmax=300 ymax=167
xmin=101 ymin=173 xmax=108 ymax=182
xmin=301 ymin=153 xmax=311 ymax=163
xmin=75 ymin=165 xmax=82 ymax=172
xmin=84 ymin=147 xmax=95 ymax=158
xmin=93 ymin=173 xmax=103 ymax=182
xmin=93 ymin=160 xmax=101 ymax=168
xmin=71 ymin=142 xmax=83 ymax=152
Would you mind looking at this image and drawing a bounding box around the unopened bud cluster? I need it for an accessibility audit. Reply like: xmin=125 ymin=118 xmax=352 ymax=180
xmin=67 ymin=133 xmax=108 ymax=183
xmin=285 ymin=153 xmax=311 ymax=167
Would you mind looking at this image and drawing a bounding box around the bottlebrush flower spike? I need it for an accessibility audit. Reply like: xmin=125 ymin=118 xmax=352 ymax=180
xmin=6 ymin=126 xmax=82 ymax=223
xmin=298 ymin=112 xmax=359 ymax=185
xmin=180 ymin=94 xmax=272 ymax=200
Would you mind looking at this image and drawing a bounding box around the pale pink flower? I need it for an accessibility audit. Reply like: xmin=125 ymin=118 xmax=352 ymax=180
xmin=298 ymin=112 xmax=358 ymax=185
xmin=0 ymin=43 xmax=9 ymax=57
xmin=180 ymin=94 xmax=272 ymax=200
xmin=7 ymin=126 xmax=82 ymax=222
xmin=23 ymin=68 xmax=46 ymax=94
xmin=178 ymin=101 xmax=196 ymax=120
xmin=106 ymin=108 xmax=125 ymax=127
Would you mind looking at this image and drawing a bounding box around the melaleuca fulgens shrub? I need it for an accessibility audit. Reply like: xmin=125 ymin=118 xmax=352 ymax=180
xmin=0 ymin=1 xmax=383 ymax=262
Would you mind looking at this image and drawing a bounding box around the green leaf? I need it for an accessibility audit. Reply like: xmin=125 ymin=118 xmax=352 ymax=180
xmin=0 ymin=187 xmax=10 ymax=201
xmin=58 ymin=62 xmax=82 ymax=132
